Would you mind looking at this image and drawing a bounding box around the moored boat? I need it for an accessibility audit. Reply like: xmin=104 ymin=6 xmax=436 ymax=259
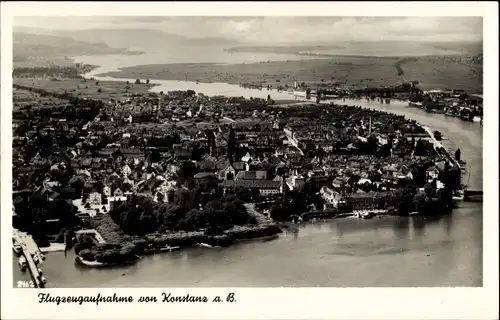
xmin=408 ymin=101 xmax=423 ymax=108
xmin=19 ymin=256 xmax=27 ymax=271
xmin=197 ymin=243 xmax=215 ymax=248
xmin=13 ymin=244 xmax=22 ymax=255
xmin=159 ymin=245 xmax=180 ymax=252
xmin=75 ymin=255 xmax=140 ymax=268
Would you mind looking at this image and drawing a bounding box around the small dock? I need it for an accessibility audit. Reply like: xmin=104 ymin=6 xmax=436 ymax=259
xmin=13 ymin=230 xmax=45 ymax=288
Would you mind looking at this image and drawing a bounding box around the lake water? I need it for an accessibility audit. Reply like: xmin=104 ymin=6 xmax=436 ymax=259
xmin=13 ymin=55 xmax=483 ymax=287
xmin=73 ymin=49 xmax=325 ymax=77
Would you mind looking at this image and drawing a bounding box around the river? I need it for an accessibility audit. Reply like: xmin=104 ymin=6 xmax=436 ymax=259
xmin=13 ymin=58 xmax=483 ymax=288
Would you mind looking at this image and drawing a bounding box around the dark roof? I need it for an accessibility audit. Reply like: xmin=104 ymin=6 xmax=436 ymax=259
xmin=121 ymin=148 xmax=143 ymax=154
xmin=310 ymin=177 xmax=329 ymax=184
xmin=236 ymin=170 xmax=267 ymax=180
xmin=232 ymin=162 xmax=246 ymax=171
xmin=174 ymin=149 xmax=192 ymax=158
xmin=216 ymin=160 xmax=230 ymax=170
xmin=98 ymin=148 xmax=116 ymax=156
xmin=349 ymin=191 xmax=390 ymax=199
xmin=13 ymin=196 xmax=24 ymax=205
xmin=220 ymin=179 xmax=282 ymax=189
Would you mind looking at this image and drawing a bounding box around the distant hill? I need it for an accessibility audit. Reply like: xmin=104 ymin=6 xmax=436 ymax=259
xmin=14 ymin=27 xmax=241 ymax=52
xmin=225 ymin=40 xmax=483 ymax=58
xmin=13 ymin=32 xmax=142 ymax=65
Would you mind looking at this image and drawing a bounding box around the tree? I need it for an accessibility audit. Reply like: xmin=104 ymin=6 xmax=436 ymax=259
xmin=455 ymin=149 xmax=461 ymax=162
xmin=69 ymin=176 xmax=86 ymax=195
xmin=227 ymin=126 xmax=237 ymax=162
xmin=197 ymin=176 xmax=218 ymax=193
xmin=388 ymin=186 xmax=417 ymax=215
xmin=348 ymin=174 xmax=361 ymax=185
xmin=181 ymin=209 xmax=206 ymax=231
xmin=138 ymin=211 xmax=156 ymax=235
xmin=174 ymin=189 xmax=195 ymax=209
xmin=433 ymin=130 xmax=442 ymax=141
xmin=177 ymin=161 xmax=199 ymax=183
xmin=74 ymin=235 xmax=94 ymax=254
xmin=270 ymin=202 xmax=292 ymax=221
xmin=135 ymin=79 xmax=141 ymax=84
xmin=424 ymin=181 xmax=436 ymax=197
xmin=413 ymin=191 xmax=429 ymax=213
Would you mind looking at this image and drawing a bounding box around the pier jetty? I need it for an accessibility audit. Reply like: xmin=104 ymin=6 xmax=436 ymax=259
xmin=13 ymin=229 xmax=46 ymax=288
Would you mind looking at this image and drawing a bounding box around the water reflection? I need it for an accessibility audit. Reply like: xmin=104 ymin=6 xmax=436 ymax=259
xmin=393 ymin=218 xmax=410 ymax=240
xmin=333 ymin=222 xmax=344 ymax=240
xmin=442 ymin=213 xmax=454 ymax=236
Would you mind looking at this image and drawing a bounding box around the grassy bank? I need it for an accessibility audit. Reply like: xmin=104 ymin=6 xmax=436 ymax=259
xmin=98 ymin=56 xmax=482 ymax=92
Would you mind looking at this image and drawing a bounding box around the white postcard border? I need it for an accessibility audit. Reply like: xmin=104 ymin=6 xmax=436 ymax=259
xmin=1 ymin=2 xmax=498 ymax=320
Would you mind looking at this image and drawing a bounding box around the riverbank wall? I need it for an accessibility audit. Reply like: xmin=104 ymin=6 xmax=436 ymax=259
xmin=422 ymin=126 xmax=462 ymax=170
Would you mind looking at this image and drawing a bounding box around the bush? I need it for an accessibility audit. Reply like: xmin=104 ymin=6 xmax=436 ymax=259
xmin=79 ymin=249 xmax=95 ymax=261
xmin=433 ymin=130 xmax=442 ymax=141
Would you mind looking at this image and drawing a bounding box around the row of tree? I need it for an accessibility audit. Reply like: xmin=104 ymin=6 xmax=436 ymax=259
xmin=108 ymin=188 xmax=258 ymax=236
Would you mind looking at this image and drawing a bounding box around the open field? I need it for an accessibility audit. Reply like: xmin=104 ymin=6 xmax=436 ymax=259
xmin=13 ymin=78 xmax=156 ymax=102
xmin=100 ymin=55 xmax=483 ymax=93
xmin=13 ymin=87 xmax=69 ymax=109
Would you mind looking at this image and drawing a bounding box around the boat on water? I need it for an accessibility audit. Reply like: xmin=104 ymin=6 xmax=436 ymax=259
xmin=409 ymin=212 xmax=420 ymax=216
xmin=13 ymin=244 xmax=22 ymax=255
xmin=159 ymin=245 xmax=180 ymax=252
xmin=408 ymin=101 xmax=423 ymax=108
xmin=75 ymin=255 xmax=141 ymax=268
xmin=18 ymin=256 xmax=27 ymax=271
xmin=198 ymin=243 xmax=215 ymax=248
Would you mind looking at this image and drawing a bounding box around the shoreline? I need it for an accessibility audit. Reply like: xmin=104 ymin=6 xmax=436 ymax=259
xmin=76 ymin=213 xmax=283 ymax=268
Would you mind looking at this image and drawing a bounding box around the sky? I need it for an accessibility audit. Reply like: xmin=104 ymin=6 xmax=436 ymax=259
xmin=14 ymin=16 xmax=483 ymax=44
